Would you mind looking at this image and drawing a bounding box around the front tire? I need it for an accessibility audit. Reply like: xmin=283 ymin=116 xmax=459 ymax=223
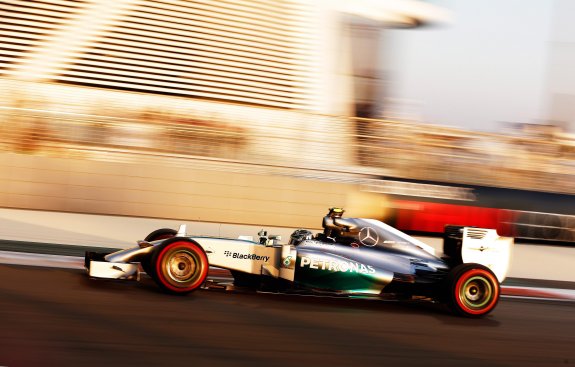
xmin=445 ymin=263 xmax=500 ymax=318
xmin=145 ymin=228 xmax=177 ymax=242
xmin=151 ymin=239 xmax=209 ymax=294
xmin=142 ymin=228 xmax=177 ymax=276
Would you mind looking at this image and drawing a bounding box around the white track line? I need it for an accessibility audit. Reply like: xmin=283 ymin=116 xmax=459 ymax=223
xmin=501 ymin=295 xmax=575 ymax=302
xmin=0 ymin=250 xmax=84 ymax=269
xmin=500 ymin=286 xmax=575 ymax=301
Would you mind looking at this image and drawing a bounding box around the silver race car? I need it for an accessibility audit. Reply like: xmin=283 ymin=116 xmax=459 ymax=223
xmin=85 ymin=208 xmax=513 ymax=317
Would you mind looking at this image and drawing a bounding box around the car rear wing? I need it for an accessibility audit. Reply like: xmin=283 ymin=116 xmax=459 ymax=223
xmin=444 ymin=225 xmax=514 ymax=282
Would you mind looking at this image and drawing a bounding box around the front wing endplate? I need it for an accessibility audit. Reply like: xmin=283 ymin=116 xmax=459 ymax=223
xmin=88 ymin=260 xmax=140 ymax=281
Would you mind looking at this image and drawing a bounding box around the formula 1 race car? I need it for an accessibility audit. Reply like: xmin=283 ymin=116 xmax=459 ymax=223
xmin=85 ymin=208 xmax=514 ymax=317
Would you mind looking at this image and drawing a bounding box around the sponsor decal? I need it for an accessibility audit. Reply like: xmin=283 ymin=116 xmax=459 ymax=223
xmin=224 ymin=250 xmax=269 ymax=262
xmin=301 ymin=240 xmax=332 ymax=246
xmin=283 ymin=255 xmax=293 ymax=267
xmin=358 ymin=227 xmax=379 ymax=247
xmin=300 ymin=256 xmax=375 ymax=274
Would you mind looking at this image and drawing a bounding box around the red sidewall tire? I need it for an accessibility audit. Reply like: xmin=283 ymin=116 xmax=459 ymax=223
xmin=154 ymin=240 xmax=208 ymax=294
xmin=455 ymin=269 xmax=499 ymax=316
xmin=447 ymin=264 xmax=500 ymax=318
xmin=142 ymin=229 xmax=178 ymax=276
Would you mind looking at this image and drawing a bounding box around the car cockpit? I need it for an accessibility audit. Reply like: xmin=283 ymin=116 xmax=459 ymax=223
xmin=289 ymin=208 xmax=362 ymax=246
xmin=321 ymin=207 xmax=362 ymax=241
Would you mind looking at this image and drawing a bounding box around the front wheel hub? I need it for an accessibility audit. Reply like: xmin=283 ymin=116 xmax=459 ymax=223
xmin=167 ymin=251 xmax=197 ymax=282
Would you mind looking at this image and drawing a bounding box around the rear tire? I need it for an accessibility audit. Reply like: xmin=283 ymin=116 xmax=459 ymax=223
xmin=142 ymin=228 xmax=177 ymax=276
xmin=444 ymin=263 xmax=500 ymax=318
xmin=151 ymin=239 xmax=208 ymax=294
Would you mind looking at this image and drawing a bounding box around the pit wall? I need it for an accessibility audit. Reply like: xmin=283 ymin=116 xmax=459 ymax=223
xmin=0 ymin=152 xmax=383 ymax=231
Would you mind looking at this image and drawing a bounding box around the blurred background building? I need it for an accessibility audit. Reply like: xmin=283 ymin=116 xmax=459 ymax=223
xmin=0 ymin=0 xmax=446 ymax=114
xmin=0 ymin=0 xmax=573 ymax=243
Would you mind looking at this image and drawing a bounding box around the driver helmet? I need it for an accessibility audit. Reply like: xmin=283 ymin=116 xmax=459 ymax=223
xmin=327 ymin=207 xmax=344 ymax=218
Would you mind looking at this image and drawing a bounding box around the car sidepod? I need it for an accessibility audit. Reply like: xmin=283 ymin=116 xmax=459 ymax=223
xmin=293 ymin=239 xmax=450 ymax=297
xmin=293 ymin=241 xmax=394 ymax=295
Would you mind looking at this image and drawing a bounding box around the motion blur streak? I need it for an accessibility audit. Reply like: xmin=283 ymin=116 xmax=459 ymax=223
xmin=0 ymin=0 xmax=573 ymax=236
xmin=0 ymin=1 xmax=573 ymax=365
xmin=7 ymin=0 xmax=137 ymax=81
xmin=1 ymin=79 xmax=574 ymax=190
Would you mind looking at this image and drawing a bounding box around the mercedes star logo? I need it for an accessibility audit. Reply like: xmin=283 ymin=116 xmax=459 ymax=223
xmin=358 ymin=227 xmax=379 ymax=247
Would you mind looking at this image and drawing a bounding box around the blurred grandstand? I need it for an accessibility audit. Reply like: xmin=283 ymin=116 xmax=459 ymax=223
xmin=0 ymin=0 xmax=573 ymax=242
xmin=2 ymin=78 xmax=574 ymax=195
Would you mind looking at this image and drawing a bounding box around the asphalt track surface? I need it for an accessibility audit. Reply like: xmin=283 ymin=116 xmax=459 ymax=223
xmin=0 ymin=264 xmax=574 ymax=367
